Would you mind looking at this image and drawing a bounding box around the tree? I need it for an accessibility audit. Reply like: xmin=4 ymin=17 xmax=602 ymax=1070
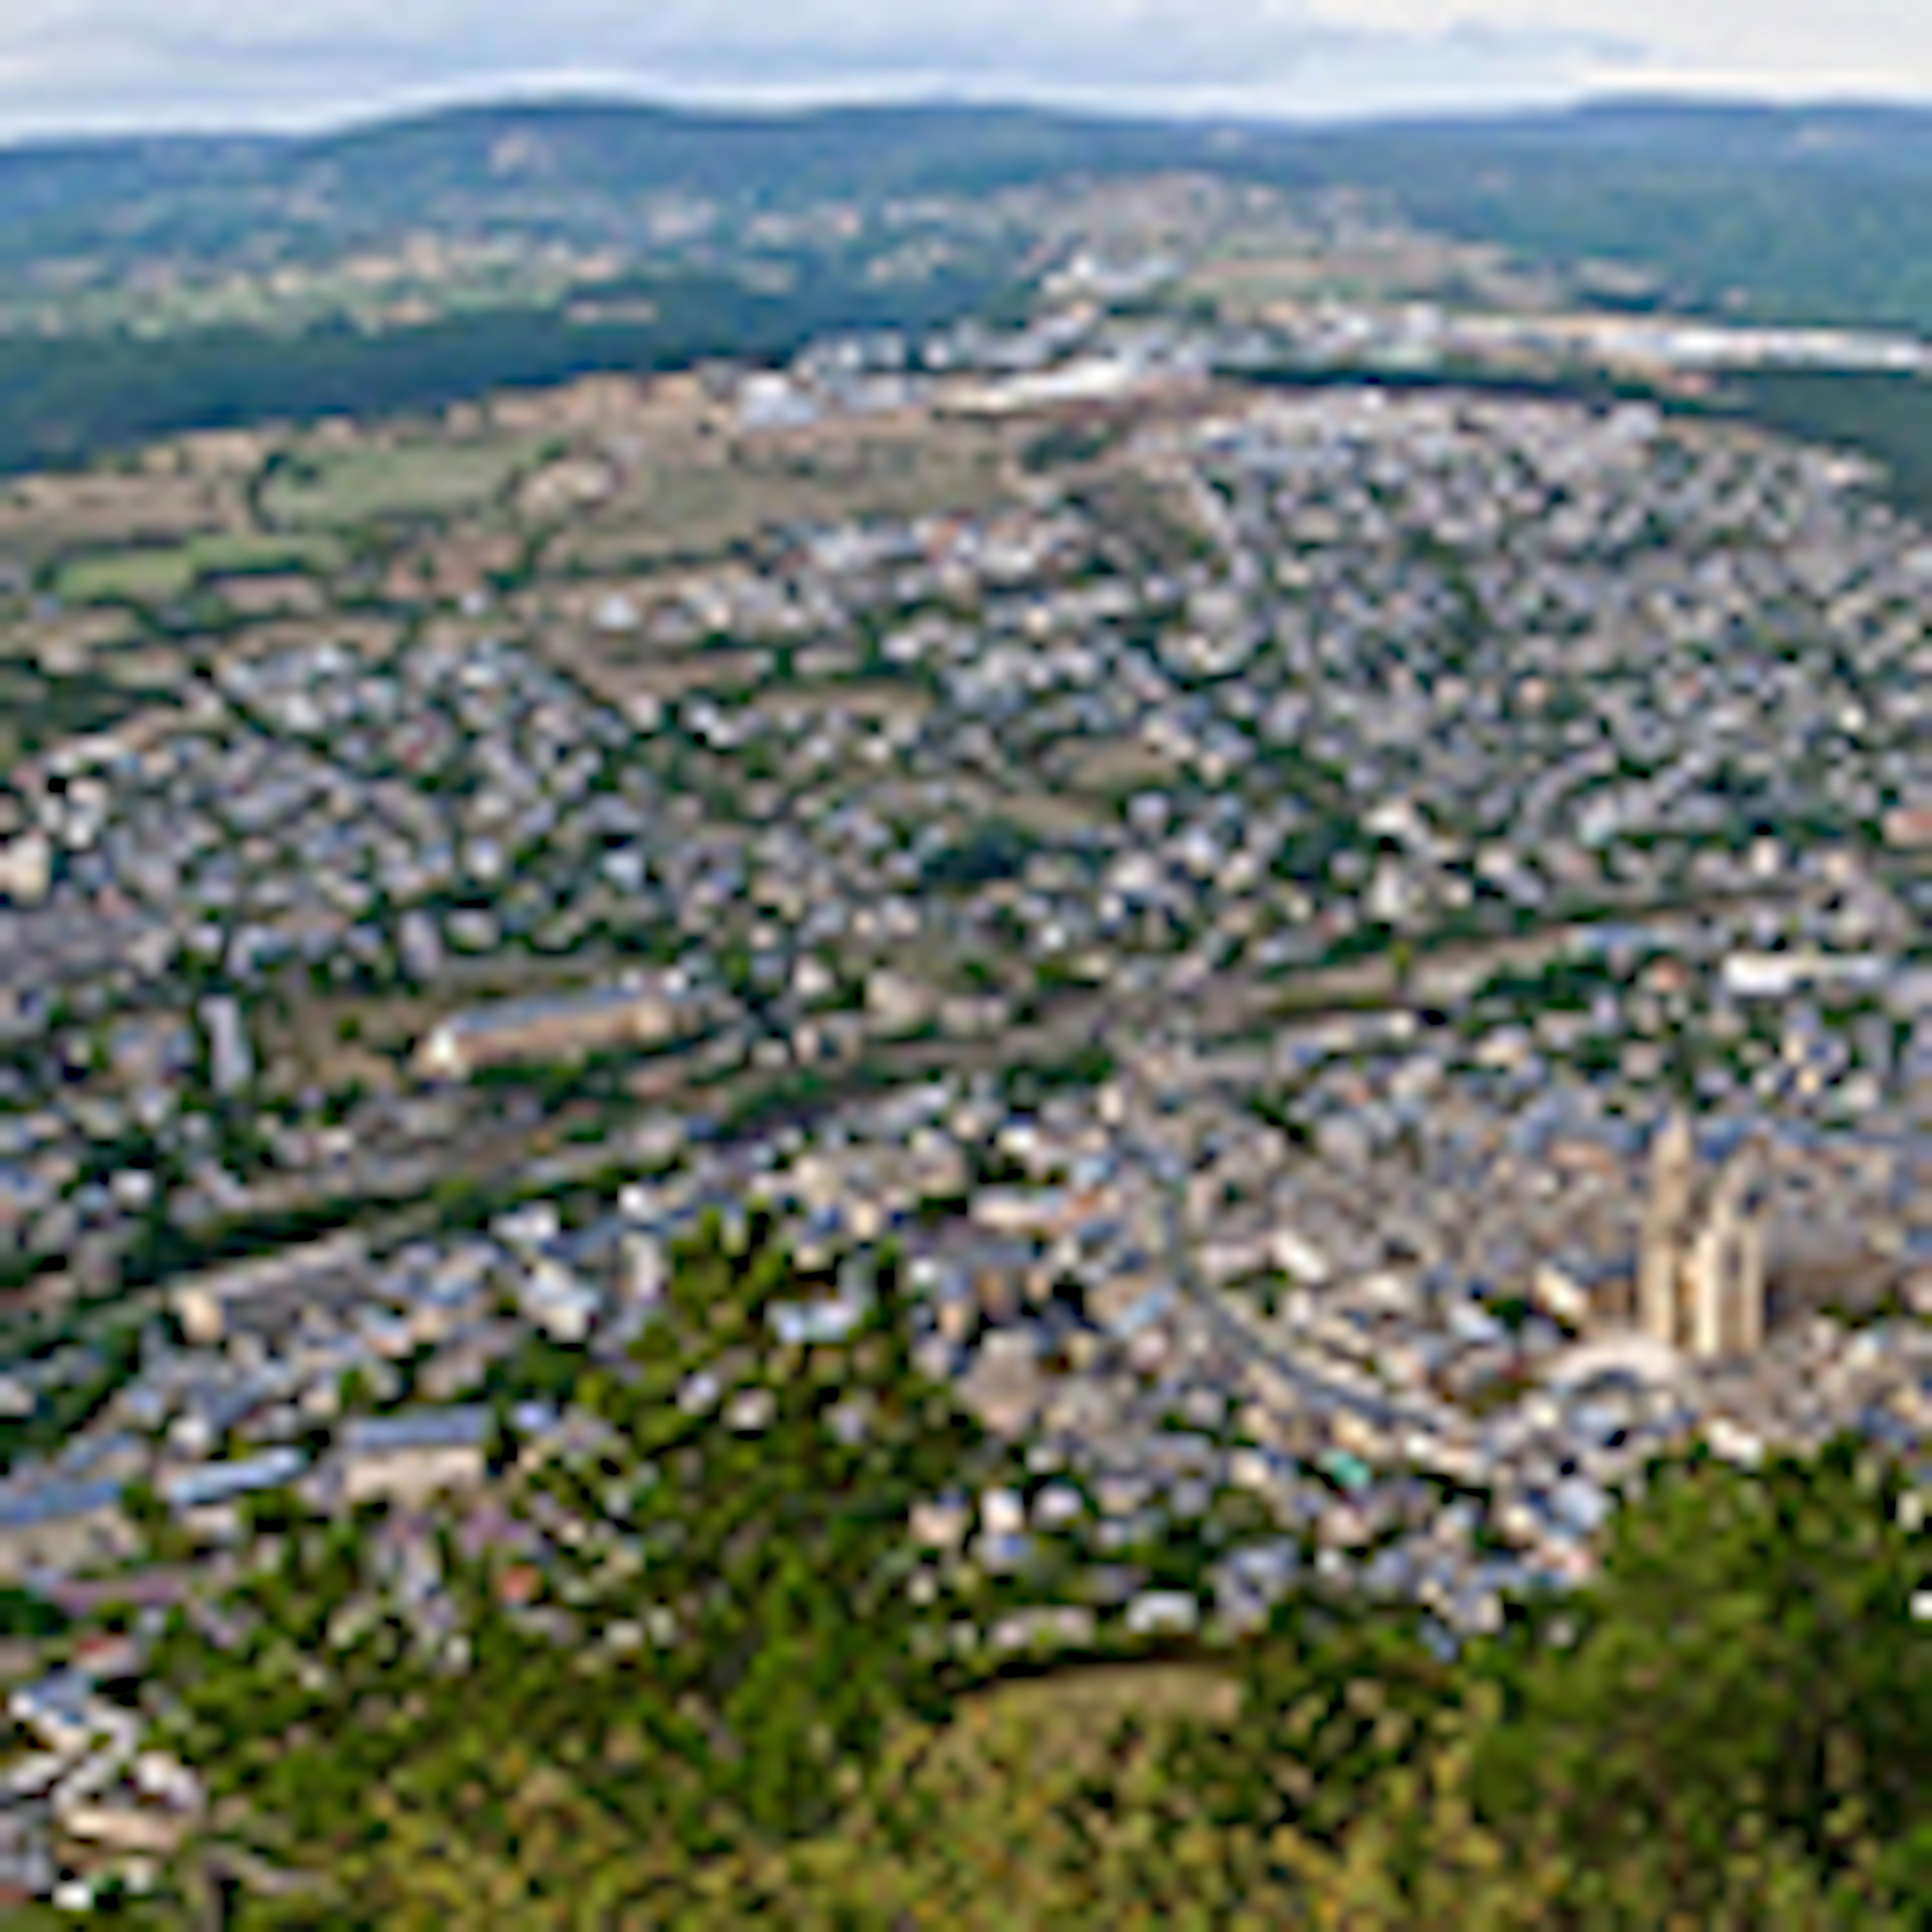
xmin=142 ymin=1218 xmax=1932 ymax=1927
xmin=1468 ymin=1437 xmax=1932 ymax=1907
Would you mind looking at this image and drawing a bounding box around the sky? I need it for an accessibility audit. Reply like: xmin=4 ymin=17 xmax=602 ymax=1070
xmin=0 ymin=1 xmax=1927 ymax=137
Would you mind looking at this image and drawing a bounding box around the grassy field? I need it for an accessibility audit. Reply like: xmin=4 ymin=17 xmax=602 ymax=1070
xmin=1182 ymin=233 xmax=1559 ymax=319
xmin=559 ymin=638 xmax=772 ymax=708
xmin=546 ymin=413 xmax=1023 ymax=572
xmin=923 ymin=1661 xmax=1243 ymax=1784
xmin=260 ymin=435 xmax=545 ymax=528
xmin=995 ymin=786 xmax=1108 ymax=841
xmin=54 ymin=530 xmax=345 ymax=605
xmin=53 ymin=547 xmax=194 ymax=605
xmin=0 ymin=469 xmax=244 ymax=570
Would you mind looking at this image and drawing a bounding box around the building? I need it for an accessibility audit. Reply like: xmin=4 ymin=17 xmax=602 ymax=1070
xmin=1635 ymin=1113 xmax=1766 ymax=1360
xmin=0 ymin=1481 xmax=135 ymax=1584
xmin=160 ymin=1448 xmax=308 ymax=1543
xmin=199 ymin=996 xmax=254 ymax=1096
xmin=172 ymin=1232 xmax=369 ymax=1348
xmin=1638 ymin=1110 xmax=1695 ymax=1349
xmin=413 ymin=981 xmax=689 ymax=1081
xmin=1686 ymin=1157 xmax=1766 ymax=1358
xmin=331 ymin=1407 xmax=490 ymax=1508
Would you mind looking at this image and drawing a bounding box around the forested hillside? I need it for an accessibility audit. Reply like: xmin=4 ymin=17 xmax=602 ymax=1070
xmin=30 ymin=1224 xmax=1932 ymax=1928
xmin=3 ymin=98 xmax=1932 ymax=473
xmin=1320 ymin=102 xmax=1932 ymax=333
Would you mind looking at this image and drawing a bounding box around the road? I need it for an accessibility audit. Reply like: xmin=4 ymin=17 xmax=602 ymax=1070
xmin=1119 ymin=1117 xmax=1465 ymax=1448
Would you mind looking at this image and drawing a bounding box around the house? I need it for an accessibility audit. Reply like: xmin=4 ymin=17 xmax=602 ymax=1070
xmin=10 ymin=1671 xmax=116 ymax=1756
xmin=0 ymin=1812 xmax=53 ymax=1905
xmin=957 ymin=1330 xmax=1047 ymax=1439
xmin=0 ymin=1481 xmax=134 ymax=1584
xmin=909 ymin=1496 xmax=972 ymax=1553
xmin=0 ymin=831 xmax=52 ymax=906
xmin=517 ymin=1260 xmax=602 ymax=1344
xmin=989 ymin=1605 xmax=1096 ymax=1653
xmin=69 ymin=1632 xmax=141 ymax=1682
xmin=160 ymin=1448 xmax=308 ymax=1542
xmin=767 ymin=1292 xmax=867 ymax=1347
xmin=58 ymin=1796 xmax=193 ymax=1860
xmin=331 ymin=1408 xmax=490 ymax=1508
xmin=1124 ymin=1589 xmax=1200 ymax=1638
xmin=171 ymin=1231 xmax=369 ymax=1348
xmin=199 ymin=995 xmax=254 ymax=1095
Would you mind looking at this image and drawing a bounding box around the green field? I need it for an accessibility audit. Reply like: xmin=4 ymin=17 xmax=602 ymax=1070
xmin=260 ymin=436 xmax=544 ymax=529
xmin=55 ymin=530 xmax=345 ymax=605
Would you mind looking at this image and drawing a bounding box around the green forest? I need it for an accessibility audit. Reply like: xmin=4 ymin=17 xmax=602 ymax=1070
xmin=1302 ymin=101 xmax=1932 ymax=336
xmin=34 ymin=1221 xmax=1932 ymax=1928
xmin=1711 ymin=371 xmax=1932 ymax=518
xmin=0 ymin=258 xmax=1007 ymax=476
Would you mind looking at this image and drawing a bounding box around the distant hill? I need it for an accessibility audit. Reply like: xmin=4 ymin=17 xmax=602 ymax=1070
xmin=1294 ymin=99 xmax=1932 ymax=330
xmin=5 ymin=94 xmax=1932 ymax=311
xmin=1324 ymin=97 xmax=1932 ymax=172
xmin=0 ymin=101 xmax=1255 ymax=270
xmin=2 ymin=96 xmax=1932 ymax=475
xmin=297 ymin=98 xmax=1240 ymax=208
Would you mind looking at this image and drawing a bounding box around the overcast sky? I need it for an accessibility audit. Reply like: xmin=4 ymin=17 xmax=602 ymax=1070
xmin=0 ymin=1 xmax=1925 ymax=137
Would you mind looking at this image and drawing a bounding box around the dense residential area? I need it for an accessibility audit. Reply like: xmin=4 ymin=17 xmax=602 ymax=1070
xmin=0 ymin=159 xmax=1928 ymax=1916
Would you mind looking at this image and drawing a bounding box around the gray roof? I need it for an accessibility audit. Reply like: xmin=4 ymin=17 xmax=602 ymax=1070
xmin=0 ymin=1478 xmax=122 ymax=1531
xmin=442 ymin=983 xmax=665 ymax=1042
xmin=343 ymin=1406 xmax=491 ymax=1456
xmin=768 ymin=1298 xmax=865 ymax=1346
xmin=162 ymin=1448 xmax=308 ymax=1512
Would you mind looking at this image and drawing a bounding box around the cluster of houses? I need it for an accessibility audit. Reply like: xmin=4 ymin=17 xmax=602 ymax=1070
xmin=7 ymin=382 xmax=1931 ymax=1309
xmin=7 ymin=987 xmax=1932 ymax=1895
xmin=0 ymin=355 xmax=1929 ymax=1901
xmin=0 ymin=1636 xmax=204 ymax=1908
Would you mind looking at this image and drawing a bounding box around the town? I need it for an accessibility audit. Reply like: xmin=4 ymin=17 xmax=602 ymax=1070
xmin=1 ymin=302 xmax=1931 ymax=1905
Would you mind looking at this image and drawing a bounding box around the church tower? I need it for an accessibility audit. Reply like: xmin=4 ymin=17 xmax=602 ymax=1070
xmin=1634 ymin=1116 xmax=1766 ymax=1360
xmin=1639 ymin=1110 xmax=1696 ymax=1348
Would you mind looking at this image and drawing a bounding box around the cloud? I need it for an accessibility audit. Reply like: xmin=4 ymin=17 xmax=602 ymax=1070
xmin=0 ymin=0 xmax=1923 ymax=135
xmin=0 ymin=0 xmax=1642 ymax=131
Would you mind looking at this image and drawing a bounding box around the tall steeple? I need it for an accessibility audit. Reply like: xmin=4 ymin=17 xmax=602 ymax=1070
xmin=1703 ymin=1151 xmax=1764 ymax=1358
xmin=1633 ymin=1115 xmax=1766 ymax=1360
xmin=1639 ymin=1109 xmax=1696 ymax=1348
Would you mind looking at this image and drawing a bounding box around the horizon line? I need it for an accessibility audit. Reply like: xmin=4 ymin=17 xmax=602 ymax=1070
xmin=8 ymin=76 xmax=1932 ymax=153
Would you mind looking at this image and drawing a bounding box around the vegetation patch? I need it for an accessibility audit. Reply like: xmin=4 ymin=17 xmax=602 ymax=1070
xmin=260 ymin=436 xmax=545 ymax=529
xmin=0 ymin=661 xmax=169 ymax=763
xmin=54 ymin=531 xmax=342 ymax=605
